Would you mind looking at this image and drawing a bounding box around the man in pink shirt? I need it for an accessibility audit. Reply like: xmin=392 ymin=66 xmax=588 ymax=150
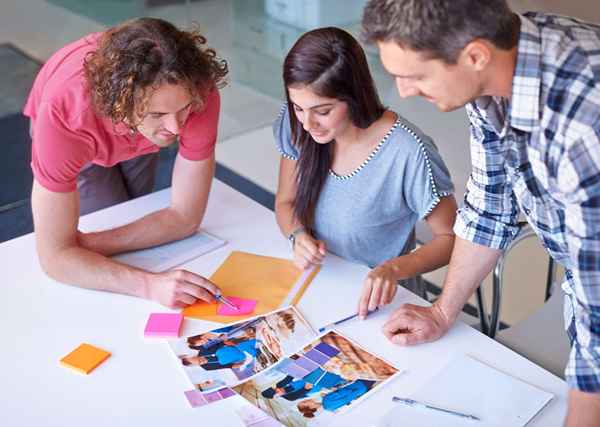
xmin=24 ymin=17 xmax=228 ymax=307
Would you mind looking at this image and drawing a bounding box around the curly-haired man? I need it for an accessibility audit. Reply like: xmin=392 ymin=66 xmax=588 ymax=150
xmin=363 ymin=1 xmax=600 ymax=424
xmin=24 ymin=18 xmax=228 ymax=308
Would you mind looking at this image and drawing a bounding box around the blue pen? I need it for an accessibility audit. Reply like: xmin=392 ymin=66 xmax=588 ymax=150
xmin=392 ymin=397 xmax=481 ymax=422
xmin=215 ymin=294 xmax=239 ymax=311
xmin=318 ymin=308 xmax=378 ymax=333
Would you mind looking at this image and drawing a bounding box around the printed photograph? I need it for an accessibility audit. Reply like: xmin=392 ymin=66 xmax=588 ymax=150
xmin=233 ymin=331 xmax=401 ymax=427
xmin=170 ymin=306 xmax=316 ymax=389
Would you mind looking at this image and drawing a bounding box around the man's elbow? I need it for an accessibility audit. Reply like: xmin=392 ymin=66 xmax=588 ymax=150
xmin=36 ymin=249 xmax=63 ymax=282
xmin=176 ymin=215 xmax=202 ymax=238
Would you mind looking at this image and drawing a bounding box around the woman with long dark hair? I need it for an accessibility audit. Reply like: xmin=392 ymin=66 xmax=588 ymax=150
xmin=274 ymin=27 xmax=457 ymax=318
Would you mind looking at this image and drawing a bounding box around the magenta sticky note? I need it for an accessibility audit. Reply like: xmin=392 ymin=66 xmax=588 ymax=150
xmin=144 ymin=313 xmax=183 ymax=338
xmin=217 ymin=296 xmax=258 ymax=316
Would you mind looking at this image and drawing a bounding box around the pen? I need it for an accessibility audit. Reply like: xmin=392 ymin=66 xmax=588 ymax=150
xmin=215 ymin=294 xmax=239 ymax=311
xmin=392 ymin=397 xmax=481 ymax=422
xmin=318 ymin=308 xmax=378 ymax=333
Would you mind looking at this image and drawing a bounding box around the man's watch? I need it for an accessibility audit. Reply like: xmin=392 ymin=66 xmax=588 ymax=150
xmin=288 ymin=226 xmax=306 ymax=248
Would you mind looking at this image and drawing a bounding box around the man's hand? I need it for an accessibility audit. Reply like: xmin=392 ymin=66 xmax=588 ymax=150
xmin=145 ymin=269 xmax=220 ymax=308
xmin=358 ymin=262 xmax=398 ymax=318
xmin=382 ymin=303 xmax=453 ymax=345
xmin=293 ymin=232 xmax=326 ymax=270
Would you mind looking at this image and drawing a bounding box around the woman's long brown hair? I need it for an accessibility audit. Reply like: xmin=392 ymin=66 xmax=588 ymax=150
xmin=283 ymin=27 xmax=385 ymax=231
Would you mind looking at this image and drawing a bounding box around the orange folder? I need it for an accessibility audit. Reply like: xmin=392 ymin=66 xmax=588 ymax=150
xmin=183 ymin=251 xmax=320 ymax=323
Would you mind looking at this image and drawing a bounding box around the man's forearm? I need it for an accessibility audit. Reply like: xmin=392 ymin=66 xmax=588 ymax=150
xmin=566 ymin=389 xmax=600 ymax=427
xmin=79 ymin=206 xmax=200 ymax=256
xmin=434 ymin=237 xmax=502 ymax=323
xmin=40 ymin=243 xmax=150 ymax=298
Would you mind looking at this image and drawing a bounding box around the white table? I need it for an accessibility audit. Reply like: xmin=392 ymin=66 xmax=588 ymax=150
xmin=0 ymin=180 xmax=568 ymax=426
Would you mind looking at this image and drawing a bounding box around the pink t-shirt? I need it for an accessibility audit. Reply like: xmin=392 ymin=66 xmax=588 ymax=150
xmin=23 ymin=32 xmax=220 ymax=193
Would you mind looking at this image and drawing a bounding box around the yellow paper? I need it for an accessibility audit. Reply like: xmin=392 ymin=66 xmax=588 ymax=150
xmin=183 ymin=251 xmax=319 ymax=323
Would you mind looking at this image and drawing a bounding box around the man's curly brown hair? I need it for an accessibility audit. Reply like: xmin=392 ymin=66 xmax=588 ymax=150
xmin=84 ymin=17 xmax=228 ymax=129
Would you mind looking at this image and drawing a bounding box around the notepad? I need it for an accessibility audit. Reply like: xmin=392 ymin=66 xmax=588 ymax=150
xmin=183 ymin=251 xmax=320 ymax=323
xmin=113 ymin=230 xmax=226 ymax=273
xmin=375 ymin=355 xmax=553 ymax=427
xmin=60 ymin=343 xmax=111 ymax=375
xmin=144 ymin=313 xmax=184 ymax=338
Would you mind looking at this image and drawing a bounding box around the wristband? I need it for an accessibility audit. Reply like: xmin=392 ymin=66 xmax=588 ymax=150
xmin=288 ymin=226 xmax=306 ymax=248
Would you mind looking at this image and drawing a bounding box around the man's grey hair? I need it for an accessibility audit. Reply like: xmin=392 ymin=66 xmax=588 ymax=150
xmin=362 ymin=0 xmax=519 ymax=63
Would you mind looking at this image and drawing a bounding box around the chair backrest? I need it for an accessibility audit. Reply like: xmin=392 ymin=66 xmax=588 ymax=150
xmin=484 ymin=223 xmax=570 ymax=378
xmin=496 ymin=289 xmax=570 ymax=378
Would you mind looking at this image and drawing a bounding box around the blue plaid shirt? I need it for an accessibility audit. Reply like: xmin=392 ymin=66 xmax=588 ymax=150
xmin=454 ymin=12 xmax=600 ymax=392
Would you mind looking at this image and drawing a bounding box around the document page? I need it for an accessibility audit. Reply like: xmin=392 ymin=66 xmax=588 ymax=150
xmin=113 ymin=230 xmax=226 ymax=272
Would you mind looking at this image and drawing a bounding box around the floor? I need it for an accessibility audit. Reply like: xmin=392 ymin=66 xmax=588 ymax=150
xmin=1 ymin=0 xmax=598 ymax=328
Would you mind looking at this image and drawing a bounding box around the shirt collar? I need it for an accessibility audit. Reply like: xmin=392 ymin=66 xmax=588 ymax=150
xmin=508 ymin=14 xmax=543 ymax=132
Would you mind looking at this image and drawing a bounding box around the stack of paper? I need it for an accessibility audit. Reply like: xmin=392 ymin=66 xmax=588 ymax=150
xmin=113 ymin=230 xmax=226 ymax=272
xmin=375 ymin=355 xmax=553 ymax=427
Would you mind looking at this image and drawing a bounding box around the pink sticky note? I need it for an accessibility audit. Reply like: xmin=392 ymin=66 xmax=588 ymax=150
xmin=217 ymin=296 xmax=258 ymax=316
xmin=144 ymin=313 xmax=183 ymax=338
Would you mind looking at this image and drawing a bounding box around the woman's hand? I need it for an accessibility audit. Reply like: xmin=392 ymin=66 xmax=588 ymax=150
xmin=358 ymin=262 xmax=398 ymax=318
xmin=293 ymin=232 xmax=326 ymax=270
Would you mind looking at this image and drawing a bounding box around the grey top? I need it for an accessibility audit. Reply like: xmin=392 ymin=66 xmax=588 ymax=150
xmin=274 ymin=105 xmax=454 ymax=269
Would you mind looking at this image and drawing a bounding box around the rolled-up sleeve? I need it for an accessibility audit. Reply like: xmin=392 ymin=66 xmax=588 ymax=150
xmin=453 ymin=105 xmax=521 ymax=249
xmin=558 ymin=128 xmax=600 ymax=392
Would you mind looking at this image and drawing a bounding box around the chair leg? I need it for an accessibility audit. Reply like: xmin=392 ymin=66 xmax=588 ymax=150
xmin=476 ymin=286 xmax=489 ymax=336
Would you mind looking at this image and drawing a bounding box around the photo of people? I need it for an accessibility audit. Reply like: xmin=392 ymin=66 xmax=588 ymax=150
xmin=170 ymin=306 xmax=316 ymax=389
xmin=233 ymin=331 xmax=401 ymax=426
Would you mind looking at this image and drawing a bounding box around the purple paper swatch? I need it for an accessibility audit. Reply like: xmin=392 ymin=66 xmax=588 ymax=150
xmin=314 ymin=342 xmax=340 ymax=358
xmin=304 ymin=348 xmax=330 ymax=365
xmin=295 ymin=355 xmax=320 ymax=372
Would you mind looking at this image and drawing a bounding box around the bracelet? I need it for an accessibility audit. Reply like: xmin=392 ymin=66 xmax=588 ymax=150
xmin=288 ymin=226 xmax=306 ymax=248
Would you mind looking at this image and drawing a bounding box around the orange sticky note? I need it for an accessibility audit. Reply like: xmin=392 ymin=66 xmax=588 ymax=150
xmin=60 ymin=343 xmax=111 ymax=375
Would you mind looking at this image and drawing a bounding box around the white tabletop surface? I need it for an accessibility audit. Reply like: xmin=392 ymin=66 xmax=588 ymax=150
xmin=0 ymin=180 xmax=568 ymax=426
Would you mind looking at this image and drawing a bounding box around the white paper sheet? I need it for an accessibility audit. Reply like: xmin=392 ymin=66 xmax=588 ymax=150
xmin=373 ymin=355 xmax=553 ymax=427
xmin=112 ymin=230 xmax=226 ymax=272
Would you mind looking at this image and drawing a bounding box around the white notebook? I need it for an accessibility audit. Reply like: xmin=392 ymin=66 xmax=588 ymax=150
xmin=113 ymin=230 xmax=226 ymax=272
xmin=375 ymin=355 xmax=553 ymax=427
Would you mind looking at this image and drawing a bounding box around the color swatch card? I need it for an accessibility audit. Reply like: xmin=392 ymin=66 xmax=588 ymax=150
xmin=185 ymin=389 xmax=283 ymax=426
xmin=144 ymin=313 xmax=184 ymax=338
xmin=375 ymin=355 xmax=553 ymax=427
xmin=185 ymin=387 xmax=236 ymax=407
xmin=60 ymin=343 xmax=111 ymax=375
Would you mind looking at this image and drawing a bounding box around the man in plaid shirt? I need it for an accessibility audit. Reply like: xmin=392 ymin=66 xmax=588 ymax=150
xmin=363 ymin=0 xmax=600 ymax=424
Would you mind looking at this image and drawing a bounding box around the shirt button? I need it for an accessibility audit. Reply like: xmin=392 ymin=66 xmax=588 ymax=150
xmin=524 ymin=208 xmax=531 ymax=215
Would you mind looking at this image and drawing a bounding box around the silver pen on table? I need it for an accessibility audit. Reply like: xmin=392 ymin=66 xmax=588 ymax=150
xmin=392 ymin=397 xmax=481 ymax=422
xmin=215 ymin=294 xmax=239 ymax=311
